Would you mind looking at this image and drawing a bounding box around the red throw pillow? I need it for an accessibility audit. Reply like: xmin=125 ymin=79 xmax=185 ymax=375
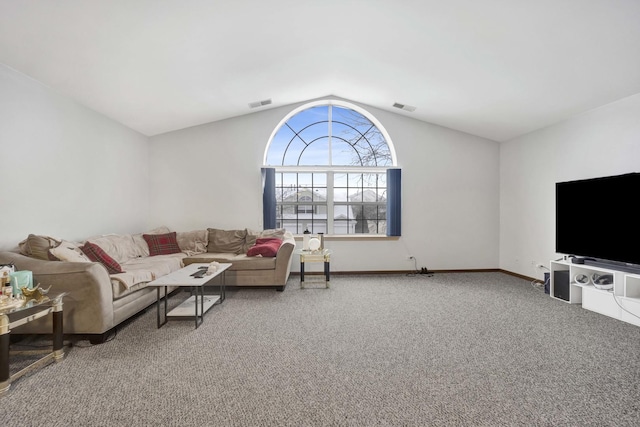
xmin=246 ymin=238 xmax=282 ymax=257
xmin=143 ymin=232 xmax=182 ymax=256
xmin=81 ymin=241 xmax=124 ymax=274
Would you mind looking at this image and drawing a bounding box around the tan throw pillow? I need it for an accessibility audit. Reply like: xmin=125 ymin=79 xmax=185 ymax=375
xmin=259 ymin=228 xmax=286 ymax=240
xmin=247 ymin=228 xmax=286 ymax=239
xmin=18 ymin=234 xmax=61 ymax=260
xmin=243 ymin=228 xmax=287 ymax=253
xmin=207 ymin=228 xmax=247 ymax=254
xmin=176 ymin=230 xmax=208 ymax=255
xmin=88 ymin=234 xmax=140 ymax=265
xmin=49 ymin=241 xmax=92 ymax=263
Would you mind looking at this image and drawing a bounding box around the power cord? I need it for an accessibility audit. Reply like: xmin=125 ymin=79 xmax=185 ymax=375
xmin=530 ymin=278 xmax=546 ymax=291
xmin=531 ymin=264 xmax=550 ymax=292
xmin=612 ymin=294 xmax=640 ymax=321
xmin=405 ymin=257 xmax=434 ymax=277
xmin=406 ymin=256 xmax=418 ymax=277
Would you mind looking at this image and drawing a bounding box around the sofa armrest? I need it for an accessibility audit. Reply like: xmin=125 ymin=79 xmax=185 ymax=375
xmin=0 ymin=251 xmax=115 ymax=335
xmin=273 ymin=235 xmax=295 ymax=286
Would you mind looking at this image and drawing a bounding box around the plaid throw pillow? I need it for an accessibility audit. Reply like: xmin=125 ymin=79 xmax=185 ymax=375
xmin=143 ymin=232 xmax=182 ymax=256
xmin=81 ymin=241 xmax=124 ymax=274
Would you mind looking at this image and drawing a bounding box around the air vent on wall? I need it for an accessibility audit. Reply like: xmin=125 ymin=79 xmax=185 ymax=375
xmin=392 ymin=102 xmax=416 ymax=112
xmin=249 ymin=99 xmax=272 ymax=109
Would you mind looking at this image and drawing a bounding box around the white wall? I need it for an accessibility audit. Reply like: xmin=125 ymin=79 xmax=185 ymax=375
xmin=149 ymin=97 xmax=500 ymax=272
xmin=0 ymin=64 xmax=150 ymax=250
xmin=500 ymin=93 xmax=640 ymax=280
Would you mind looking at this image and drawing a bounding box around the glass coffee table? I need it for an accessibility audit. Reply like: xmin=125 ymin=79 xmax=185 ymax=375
xmin=0 ymin=291 xmax=67 ymax=396
xmin=148 ymin=263 xmax=231 ymax=329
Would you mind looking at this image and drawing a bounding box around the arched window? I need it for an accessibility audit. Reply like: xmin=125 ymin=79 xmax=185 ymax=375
xmin=263 ymin=100 xmax=401 ymax=236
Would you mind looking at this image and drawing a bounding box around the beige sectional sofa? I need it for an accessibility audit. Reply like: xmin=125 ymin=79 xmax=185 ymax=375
xmin=0 ymin=227 xmax=295 ymax=343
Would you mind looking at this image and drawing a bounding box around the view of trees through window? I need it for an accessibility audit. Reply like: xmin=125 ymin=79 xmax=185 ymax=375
xmin=266 ymin=103 xmax=394 ymax=235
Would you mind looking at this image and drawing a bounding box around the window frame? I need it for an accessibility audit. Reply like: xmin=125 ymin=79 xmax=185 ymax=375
xmin=273 ymin=165 xmax=390 ymax=235
xmin=264 ymin=100 xmax=398 ymax=236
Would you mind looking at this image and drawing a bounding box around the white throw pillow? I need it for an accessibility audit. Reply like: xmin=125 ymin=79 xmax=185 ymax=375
xmin=49 ymin=241 xmax=91 ymax=263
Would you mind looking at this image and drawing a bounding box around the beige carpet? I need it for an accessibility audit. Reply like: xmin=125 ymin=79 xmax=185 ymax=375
xmin=4 ymin=272 xmax=640 ymax=426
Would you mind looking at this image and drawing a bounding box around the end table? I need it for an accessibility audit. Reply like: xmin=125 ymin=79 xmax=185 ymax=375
xmin=295 ymin=249 xmax=331 ymax=289
xmin=0 ymin=292 xmax=66 ymax=396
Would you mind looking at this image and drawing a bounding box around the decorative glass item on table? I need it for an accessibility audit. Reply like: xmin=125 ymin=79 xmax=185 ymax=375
xmin=1 ymin=271 xmax=13 ymax=302
xmin=22 ymin=284 xmax=52 ymax=302
xmin=10 ymin=270 xmax=33 ymax=297
xmin=303 ymin=228 xmax=311 ymax=250
xmin=308 ymin=237 xmax=321 ymax=252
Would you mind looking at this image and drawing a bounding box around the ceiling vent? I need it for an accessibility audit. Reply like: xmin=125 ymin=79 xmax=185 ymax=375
xmin=249 ymin=99 xmax=272 ymax=109
xmin=392 ymin=102 xmax=416 ymax=112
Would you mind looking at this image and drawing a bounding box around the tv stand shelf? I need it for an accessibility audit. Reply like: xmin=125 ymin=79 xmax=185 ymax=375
xmin=550 ymin=260 xmax=640 ymax=327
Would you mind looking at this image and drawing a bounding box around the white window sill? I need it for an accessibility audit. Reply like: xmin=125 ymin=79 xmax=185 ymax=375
xmin=293 ymin=235 xmax=399 ymax=242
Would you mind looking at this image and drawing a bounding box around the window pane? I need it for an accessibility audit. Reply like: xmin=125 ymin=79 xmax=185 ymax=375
xmin=298 ymin=137 xmax=330 ymax=165
xmin=266 ymin=127 xmax=295 ymax=165
xmin=348 ymin=173 xmax=362 ymax=187
xmin=280 ymin=204 xmax=296 ymax=216
xmin=289 ymin=106 xmax=328 ymax=130
xmin=334 ymin=173 xmax=347 ymax=187
xmin=347 ymin=189 xmax=361 ymax=202
xmin=334 ymin=187 xmax=348 ymax=202
xmin=332 ymin=219 xmax=351 ymax=235
xmin=331 ymin=138 xmax=358 ymax=166
xmin=313 ymin=188 xmax=327 ymax=201
xmin=297 ymin=173 xmax=313 ymax=187
xmin=307 ymin=220 xmax=327 ymax=234
xmin=281 ymin=139 xmax=307 ymax=165
xmin=313 ymin=173 xmax=327 ymax=186
xmin=282 ymin=173 xmax=297 ymax=186
xmin=333 ymin=106 xmax=372 ymax=133
xmin=298 ymin=122 xmax=327 ymax=144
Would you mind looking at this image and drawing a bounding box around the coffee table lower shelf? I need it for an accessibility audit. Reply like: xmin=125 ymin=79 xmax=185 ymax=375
xmin=148 ymin=263 xmax=231 ymax=329
xmin=167 ymin=295 xmax=220 ymax=318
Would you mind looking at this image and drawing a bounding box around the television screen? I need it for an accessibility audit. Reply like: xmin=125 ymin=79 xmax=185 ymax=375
xmin=556 ymin=172 xmax=640 ymax=266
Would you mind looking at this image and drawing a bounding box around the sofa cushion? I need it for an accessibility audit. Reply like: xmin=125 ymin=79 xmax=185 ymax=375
xmin=185 ymin=253 xmax=276 ymax=271
xmin=207 ymin=228 xmax=247 ymax=254
xmin=143 ymin=232 xmax=182 ymax=256
xmin=88 ymin=234 xmax=144 ymax=264
xmin=18 ymin=234 xmax=61 ymax=260
xmin=244 ymin=228 xmax=287 ymax=252
xmin=247 ymin=238 xmax=283 ymax=257
xmin=176 ymin=229 xmax=208 ymax=255
xmin=81 ymin=242 xmax=125 ymax=274
xmin=49 ymin=241 xmax=92 ymax=263
xmin=131 ymin=226 xmax=172 ymax=257
xmin=113 ymin=253 xmax=186 ymax=296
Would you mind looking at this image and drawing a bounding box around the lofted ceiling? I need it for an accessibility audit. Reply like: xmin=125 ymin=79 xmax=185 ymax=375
xmin=1 ymin=0 xmax=639 ymax=142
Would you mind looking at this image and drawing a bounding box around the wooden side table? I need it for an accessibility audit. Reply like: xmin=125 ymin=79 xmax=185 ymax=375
xmin=0 ymin=292 xmax=66 ymax=396
xmin=296 ymin=249 xmax=331 ymax=289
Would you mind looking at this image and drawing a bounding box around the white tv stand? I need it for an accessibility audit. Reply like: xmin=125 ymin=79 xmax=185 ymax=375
xmin=550 ymin=259 xmax=640 ymax=327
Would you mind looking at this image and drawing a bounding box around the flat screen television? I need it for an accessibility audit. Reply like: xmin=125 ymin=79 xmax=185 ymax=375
xmin=556 ymin=172 xmax=640 ymax=269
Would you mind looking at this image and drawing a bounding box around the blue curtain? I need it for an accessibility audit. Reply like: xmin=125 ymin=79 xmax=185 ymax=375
xmin=262 ymin=168 xmax=276 ymax=229
xmin=387 ymin=168 xmax=401 ymax=236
